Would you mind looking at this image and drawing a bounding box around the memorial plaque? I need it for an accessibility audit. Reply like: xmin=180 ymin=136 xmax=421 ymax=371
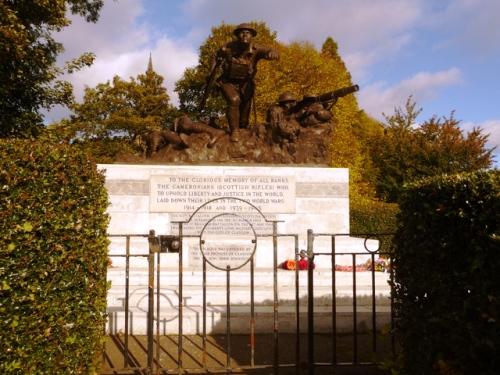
xmin=198 ymin=214 xmax=257 ymax=270
xmin=150 ymin=175 xmax=295 ymax=213
xmin=170 ymin=212 xmax=275 ymax=236
xmin=178 ymin=197 xmax=273 ymax=269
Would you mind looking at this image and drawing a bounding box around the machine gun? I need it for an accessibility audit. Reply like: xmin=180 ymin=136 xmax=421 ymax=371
xmin=289 ymin=84 xmax=359 ymax=114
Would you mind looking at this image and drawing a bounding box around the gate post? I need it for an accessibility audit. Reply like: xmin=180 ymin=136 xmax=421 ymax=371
xmin=147 ymin=230 xmax=159 ymax=374
xmin=307 ymin=229 xmax=315 ymax=375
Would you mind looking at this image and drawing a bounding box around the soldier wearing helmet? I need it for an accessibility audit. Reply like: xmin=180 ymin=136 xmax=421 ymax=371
xmin=266 ymin=91 xmax=301 ymax=144
xmin=206 ymin=23 xmax=279 ymax=142
xmin=295 ymin=94 xmax=333 ymax=126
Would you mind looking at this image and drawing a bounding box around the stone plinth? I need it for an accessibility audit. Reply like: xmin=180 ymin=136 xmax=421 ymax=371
xmin=101 ymin=164 xmax=387 ymax=335
xmin=99 ymin=164 xmax=376 ymax=269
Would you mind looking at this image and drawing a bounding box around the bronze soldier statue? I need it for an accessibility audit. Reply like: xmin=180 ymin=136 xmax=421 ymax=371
xmin=290 ymin=85 xmax=360 ymax=126
xmin=295 ymin=96 xmax=333 ymax=127
xmin=142 ymin=115 xmax=225 ymax=157
xmin=266 ymin=92 xmax=301 ymax=144
xmin=173 ymin=114 xmax=225 ymax=148
xmin=203 ymin=23 xmax=279 ymax=142
xmin=142 ymin=128 xmax=186 ymax=157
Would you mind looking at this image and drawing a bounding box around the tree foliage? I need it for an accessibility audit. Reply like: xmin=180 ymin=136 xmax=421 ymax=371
xmin=65 ymin=68 xmax=175 ymax=140
xmin=371 ymin=97 xmax=494 ymax=202
xmin=0 ymin=0 xmax=103 ymax=137
xmin=48 ymin=66 xmax=177 ymax=161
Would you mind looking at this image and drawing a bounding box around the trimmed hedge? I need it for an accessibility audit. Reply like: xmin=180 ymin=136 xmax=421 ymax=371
xmin=392 ymin=171 xmax=500 ymax=375
xmin=0 ymin=140 xmax=109 ymax=374
xmin=350 ymin=197 xmax=399 ymax=252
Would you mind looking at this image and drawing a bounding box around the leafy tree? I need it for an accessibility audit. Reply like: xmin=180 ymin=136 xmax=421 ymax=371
xmin=0 ymin=0 xmax=103 ymax=137
xmin=48 ymin=62 xmax=177 ymax=161
xmin=371 ymin=97 xmax=494 ymax=202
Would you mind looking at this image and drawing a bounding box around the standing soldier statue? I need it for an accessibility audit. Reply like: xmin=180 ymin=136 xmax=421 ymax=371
xmin=201 ymin=23 xmax=279 ymax=142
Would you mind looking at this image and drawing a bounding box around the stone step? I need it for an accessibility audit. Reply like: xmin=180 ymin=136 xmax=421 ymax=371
xmin=106 ymin=284 xmax=390 ymax=308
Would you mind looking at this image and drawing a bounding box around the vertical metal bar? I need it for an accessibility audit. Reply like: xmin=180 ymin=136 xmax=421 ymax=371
xmin=331 ymin=235 xmax=337 ymax=365
xmin=307 ymin=229 xmax=315 ymax=375
xmin=147 ymin=231 xmax=155 ymax=373
xmin=250 ymin=257 xmax=255 ymax=367
xmin=124 ymin=235 xmax=130 ymax=368
xmin=178 ymin=223 xmax=184 ymax=373
xmin=202 ymin=258 xmax=207 ymax=369
xmin=156 ymin=251 xmax=161 ymax=374
xmin=352 ymin=253 xmax=358 ymax=364
xmin=371 ymin=253 xmax=377 ymax=353
xmin=294 ymin=235 xmax=300 ymax=372
xmin=273 ymin=222 xmax=279 ymax=374
xmin=226 ymin=265 xmax=231 ymax=371
xmin=390 ymin=255 xmax=396 ymax=355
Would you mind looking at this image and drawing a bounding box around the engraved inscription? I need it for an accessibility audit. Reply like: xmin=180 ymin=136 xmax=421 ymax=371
xmin=150 ymin=175 xmax=295 ymax=213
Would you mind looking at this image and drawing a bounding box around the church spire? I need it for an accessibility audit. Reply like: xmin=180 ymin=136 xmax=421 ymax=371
xmin=147 ymin=52 xmax=153 ymax=73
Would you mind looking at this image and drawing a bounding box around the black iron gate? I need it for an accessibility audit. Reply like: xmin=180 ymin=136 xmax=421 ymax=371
xmin=102 ymin=199 xmax=395 ymax=374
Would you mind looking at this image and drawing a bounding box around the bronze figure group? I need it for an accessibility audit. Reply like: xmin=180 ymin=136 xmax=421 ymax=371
xmin=144 ymin=23 xmax=359 ymax=157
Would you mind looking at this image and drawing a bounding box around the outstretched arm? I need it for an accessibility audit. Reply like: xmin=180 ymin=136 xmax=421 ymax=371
xmin=257 ymin=45 xmax=279 ymax=61
xmin=266 ymin=47 xmax=279 ymax=60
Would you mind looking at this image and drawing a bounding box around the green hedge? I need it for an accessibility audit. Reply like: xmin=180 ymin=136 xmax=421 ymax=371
xmin=350 ymin=197 xmax=399 ymax=252
xmin=392 ymin=171 xmax=500 ymax=375
xmin=0 ymin=140 xmax=109 ymax=374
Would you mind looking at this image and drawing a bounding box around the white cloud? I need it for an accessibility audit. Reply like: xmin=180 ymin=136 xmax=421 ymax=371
xmin=56 ymin=0 xmax=149 ymax=60
xmin=64 ymin=39 xmax=197 ymax=103
xmin=358 ymin=68 xmax=463 ymax=120
xmin=45 ymin=0 xmax=198 ymax=123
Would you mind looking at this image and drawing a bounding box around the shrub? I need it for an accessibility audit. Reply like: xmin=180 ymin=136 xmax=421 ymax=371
xmin=350 ymin=197 xmax=399 ymax=252
xmin=392 ymin=171 xmax=500 ymax=375
xmin=0 ymin=140 xmax=109 ymax=374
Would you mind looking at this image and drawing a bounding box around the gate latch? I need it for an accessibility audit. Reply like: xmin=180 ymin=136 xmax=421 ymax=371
xmin=148 ymin=230 xmax=181 ymax=253
xmin=158 ymin=235 xmax=181 ymax=253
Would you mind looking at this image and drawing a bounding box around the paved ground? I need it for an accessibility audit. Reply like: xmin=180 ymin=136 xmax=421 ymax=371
xmin=100 ymin=333 xmax=393 ymax=374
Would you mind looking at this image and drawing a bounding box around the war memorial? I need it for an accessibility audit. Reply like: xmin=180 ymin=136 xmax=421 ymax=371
xmin=102 ymin=23 xmax=391 ymax=373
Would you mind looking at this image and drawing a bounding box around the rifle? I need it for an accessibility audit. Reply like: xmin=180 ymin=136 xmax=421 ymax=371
xmin=198 ymin=57 xmax=222 ymax=113
xmin=289 ymin=84 xmax=359 ymax=114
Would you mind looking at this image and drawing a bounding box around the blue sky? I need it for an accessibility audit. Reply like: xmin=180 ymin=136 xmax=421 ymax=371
xmin=51 ymin=0 xmax=500 ymax=164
